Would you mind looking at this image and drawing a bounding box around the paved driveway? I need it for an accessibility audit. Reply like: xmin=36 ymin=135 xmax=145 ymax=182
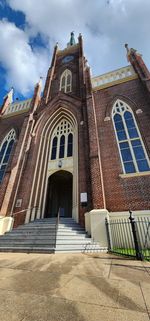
xmin=0 ymin=252 xmax=149 ymax=321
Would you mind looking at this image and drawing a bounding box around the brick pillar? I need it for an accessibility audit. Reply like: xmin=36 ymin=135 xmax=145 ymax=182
xmin=86 ymin=94 xmax=106 ymax=209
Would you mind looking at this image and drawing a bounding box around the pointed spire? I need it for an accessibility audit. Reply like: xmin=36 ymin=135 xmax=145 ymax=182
xmin=35 ymin=77 xmax=42 ymax=94
xmin=125 ymin=44 xmax=150 ymax=91
xmin=69 ymin=31 xmax=75 ymax=46
xmin=38 ymin=77 xmax=43 ymax=88
xmin=4 ymin=87 xmax=14 ymax=104
xmin=0 ymin=87 xmax=14 ymax=115
xmin=32 ymin=78 xmax=42 ymax=112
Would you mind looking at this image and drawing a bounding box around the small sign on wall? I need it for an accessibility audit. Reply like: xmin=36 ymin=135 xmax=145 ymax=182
xmin=15 ymin=199 xmax=22 ymax=208
xmin=80 ymin=193 xmax=87 ymax=207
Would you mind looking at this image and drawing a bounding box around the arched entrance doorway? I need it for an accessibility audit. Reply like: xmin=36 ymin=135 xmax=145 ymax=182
xmin=45 ymin=170 xmax=73 ymax=218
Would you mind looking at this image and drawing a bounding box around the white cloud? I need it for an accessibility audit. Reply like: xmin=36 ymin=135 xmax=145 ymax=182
xmin=1 ymin=0 xmax=150 ymax=95
xmin=0 ymin=19 xmax=49 ymax=95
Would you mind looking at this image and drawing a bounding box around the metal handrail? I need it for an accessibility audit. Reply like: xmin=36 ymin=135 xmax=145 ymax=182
xmin=144 ymin=222 xmax=150 ymax=248
xmin=55 ymin=207 xmax=60 ymax=246
xmin=10 ymin=206 xmax=39 ymax=217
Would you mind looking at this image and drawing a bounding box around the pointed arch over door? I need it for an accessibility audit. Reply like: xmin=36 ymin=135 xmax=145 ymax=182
xmin=26 ymin=108 xmax=78 ymax=224
xmin=0 ymin=129 xmax=16 ymax=183
xmin=112 ymin=99 xmax=150 ymax=174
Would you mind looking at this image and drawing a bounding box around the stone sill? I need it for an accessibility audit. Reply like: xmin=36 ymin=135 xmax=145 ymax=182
xmin=119 ymin=171 xmax=150 ymax=178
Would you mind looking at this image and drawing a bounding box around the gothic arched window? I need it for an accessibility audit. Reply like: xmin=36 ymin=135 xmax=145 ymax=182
xmin=67 ymin=133 xmax=73 ymax=157
xmin=50 ymin=119 xmax=73 ymax=160
xmin=51 ymin=136 xmax=58 ymax=160
xmin=0 ymin=129 xmax=16 ymax=183
xmin=112 ymin=100 xmax=150 ymax=174
xmin=60 ymin=69 xmax=72 ymax=93
xmin=59 ymin=135 xmax=65 ymax=158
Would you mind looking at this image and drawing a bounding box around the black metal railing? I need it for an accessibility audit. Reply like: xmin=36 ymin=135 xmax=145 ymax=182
xmin=105 ymin=211 xmax=150 ymax=261
xmin=10 ymin=206 xmax=39 ymax=217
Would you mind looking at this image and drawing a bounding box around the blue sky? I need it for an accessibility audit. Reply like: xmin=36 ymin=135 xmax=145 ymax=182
xmin=0 ymin=0 xmax=150 ymax=105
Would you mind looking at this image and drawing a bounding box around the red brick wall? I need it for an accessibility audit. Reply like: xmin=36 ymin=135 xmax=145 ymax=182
xmin=0 ymin=112 xmax=30 ymax=211
xmin=93 ymin=78 xmax=150 ymax=211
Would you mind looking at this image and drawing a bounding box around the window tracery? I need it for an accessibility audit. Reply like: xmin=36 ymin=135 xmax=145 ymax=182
xmin=60 ymin=69 xmax=72 ymax=93
xmin=50 ymin=119 xmax=73 ymax=160
xmin=0 ymin=129 xmax=16 ymax=183
xmin=112 ymin=100 xmax=150 ymax=174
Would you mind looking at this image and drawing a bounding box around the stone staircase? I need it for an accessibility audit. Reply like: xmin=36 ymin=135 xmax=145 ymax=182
xmin=0 ymin=217 xmax=107 ymax=253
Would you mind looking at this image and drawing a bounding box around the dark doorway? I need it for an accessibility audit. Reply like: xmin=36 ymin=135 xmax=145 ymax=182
xmin=45 ymin=170 xmax=73 ymax=218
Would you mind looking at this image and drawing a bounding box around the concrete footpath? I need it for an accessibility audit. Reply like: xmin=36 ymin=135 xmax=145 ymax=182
xmin=0 ymin=252 xmax=149 ymax=321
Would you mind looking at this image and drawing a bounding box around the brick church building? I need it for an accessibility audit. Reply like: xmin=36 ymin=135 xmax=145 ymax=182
xmin=0 ymin=33 xmax=150 ymax=235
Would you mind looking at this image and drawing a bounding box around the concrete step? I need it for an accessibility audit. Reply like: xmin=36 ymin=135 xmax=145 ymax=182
xmin=7 ymin=230 xmax=86 ymax=236
xmin=1 ymin=235 xmax=89 ymax=241
xmin=0 ymin=242 xmax=92 ymax=247
xmin=5 ymin=233 xmax=56 ymax=238
xmin=0 ymin=237 xmax=91 ymax=245
xmin=34 ymin=219 xmax=73 ymax=223
xmin=0 ymin=244 xmax=107 ymax=254
xmin=0 ymin=217 xmax=104 ymax=254
xmin=0 ymin=246 xmax=55 ymax=253
xmin=55 ymin=244 xmax=107 ymax=251
xmin=56 ymin=231 xmax=87 ymax=236
xmin=8 ymin=229 xmax=56 ymax=233
xmin=0 ymin=241 xmax=55 ymax=246
xmin=57 ymin=226 xmax=84 ymax=230
xmin=22 ymin=223 xmax=84 ymax=228
xmin=34 ymin=219 xmax=57 ymax=221
xmin=25 ymin=224 xmax=56 ymax=228
xmin=57 ymin=226 xmax=85 ymax=230
xmin=56 ymin=240 xmax=92 ymax=245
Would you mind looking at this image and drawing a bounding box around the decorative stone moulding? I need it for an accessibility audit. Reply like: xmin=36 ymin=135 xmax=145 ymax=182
xmin=136 ymin=109 xmax=143 ymax=114
xmin=4 ymin=98 xmax=32 ymax=116
xmin=104 ymin=116 xmax=111 ymax=122
xmin=92 ymin=65 xmax=137 ymax=89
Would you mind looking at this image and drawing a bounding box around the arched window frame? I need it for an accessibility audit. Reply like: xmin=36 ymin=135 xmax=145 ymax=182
xmin=112 ymin=100 xmax=150 ymax=174
xmin=60 ymin=69 xmax=72 ymax=93
xmin=50 ymin=119 xmax=73 ymax=161
xmin=0 ymin=129 xmax=16 ymax=183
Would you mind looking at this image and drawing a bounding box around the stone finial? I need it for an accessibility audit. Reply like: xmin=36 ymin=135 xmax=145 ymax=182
xmin=38 ymin=77 xmax=43 ymax=86
xmin=55 ymin=42 xmax=59 ymax=50
xmin=1 ymin=87 xmax=14 ymax=115
xmin=4 ymin=87 xmax=14 ymax=104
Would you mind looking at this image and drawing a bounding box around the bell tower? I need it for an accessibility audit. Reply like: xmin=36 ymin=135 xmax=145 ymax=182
xmin=42 ymin=32 xmax=86 ymax=104
xmin=32 ymin=32 xmax=95 ymax=224
xmin=14 ymin=32 xmax=105 ymax=226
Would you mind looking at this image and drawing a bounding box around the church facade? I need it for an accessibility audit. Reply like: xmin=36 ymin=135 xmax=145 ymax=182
xmin=0 ymin=33 xmax=150 ymax=231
